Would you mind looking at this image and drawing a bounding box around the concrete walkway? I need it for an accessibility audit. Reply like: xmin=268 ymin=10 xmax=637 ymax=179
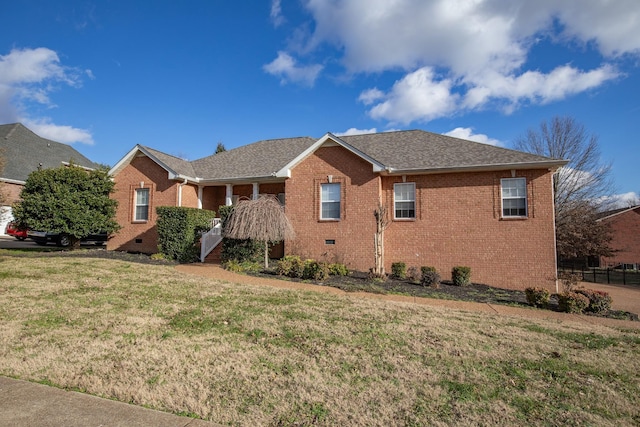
xmin=0 ymin=376 xmax=221 ymax=427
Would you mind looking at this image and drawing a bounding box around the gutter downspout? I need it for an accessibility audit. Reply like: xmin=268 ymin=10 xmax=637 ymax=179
xmin=178 ymin=178 xmax=188 ymax=207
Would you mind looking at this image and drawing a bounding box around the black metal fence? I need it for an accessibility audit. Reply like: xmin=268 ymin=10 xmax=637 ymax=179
xmin=559 ymin=265 xmax=640 ymax=286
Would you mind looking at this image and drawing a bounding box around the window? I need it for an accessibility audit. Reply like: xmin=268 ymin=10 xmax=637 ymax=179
xmin=394 ymin=183 xmax=416 ymax=219
xmin=501 ymin=178 xmax=527 ymax=217
xmin=320 ymin=183 xmax=341 ymax=220
xmin=134 ymin=188 xmax=150 ymax=221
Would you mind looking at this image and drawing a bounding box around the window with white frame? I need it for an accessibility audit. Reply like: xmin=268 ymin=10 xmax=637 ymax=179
xmin=320 ymin=183 xmax=341 ymax=220
xmin=501 ymin=178 xmax=527 ymax=217
xmin=134 ymin=188 xmax=150 ymax=221
xmin=394 ymin=182 xmax=416 ymax=219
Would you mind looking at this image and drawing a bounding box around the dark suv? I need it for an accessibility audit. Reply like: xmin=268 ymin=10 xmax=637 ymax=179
xmin=27 ymin=230 xmax=108 ymax=247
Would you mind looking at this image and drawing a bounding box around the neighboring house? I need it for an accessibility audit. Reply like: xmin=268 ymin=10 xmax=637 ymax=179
xmin=597 ymin=205 xmax=640 ymax=269
xmin=108 ymin=130 xmax=567 ymax=291
xmin=0 ymin=123 xmax=98 ymax=234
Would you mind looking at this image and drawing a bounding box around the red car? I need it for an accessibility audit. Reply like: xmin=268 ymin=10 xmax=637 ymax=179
xmin=5 ymin=222 xmax=28 ymax=240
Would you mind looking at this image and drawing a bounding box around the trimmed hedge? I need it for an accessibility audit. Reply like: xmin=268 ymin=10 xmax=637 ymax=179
xmin=156 ymin=206 xmax=216 ymax=262
xmin=452 ymin=266 xmax=471 ymax=286
xmin=391 ymin=262 xmax=407 ymax=279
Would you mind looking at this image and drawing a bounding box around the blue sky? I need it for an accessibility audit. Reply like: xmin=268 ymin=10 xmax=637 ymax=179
xmin=2 ymin=0 xmax=638 ymax=205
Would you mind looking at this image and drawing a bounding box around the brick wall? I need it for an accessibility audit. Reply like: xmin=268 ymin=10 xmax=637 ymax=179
xmin=108 ymin=156 xmax=179 ymax=253
xmin=1 ymin=182 xmax=23 ymax=205
xmin=600 ymin=207 xmax=640 ymax=267
xmin=285 ymin=145 xmax=558 ymax=291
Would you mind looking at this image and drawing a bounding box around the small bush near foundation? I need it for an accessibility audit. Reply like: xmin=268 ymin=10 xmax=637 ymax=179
xmin=223 ymin=260 xmax=261 ymax=273
xmin=391 ymin=262 xmax=407 ymax=279
xmin=452 ymin=266 xmax=471 ymax=286
xmin=303 ymin=260 xmax=330 ymax=281
xmin=420 ymin=266 xmax=441 ymax=287
xmin=329 ymin=263 xmax=349 ymax=276
xmin=558 ymin=292 xmax=590 ymax=314
xmin=406 ymin=266 xmax=421 ymax=283
xmin=576 ymin=289 xmax=613 ymax=314
xmin=559 ymin=272 xmax=580 ymax=293
xmin=276 ymin=255 xmax=305 ymax=278
xmin=525 ymin=287 xmax=551 ymax=308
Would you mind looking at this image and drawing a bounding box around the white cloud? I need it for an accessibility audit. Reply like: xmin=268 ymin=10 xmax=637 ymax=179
xmin=601 ymin=192 xmax=640 ymax=209
xmin=24 ymin=118 xmax=94 ymax=145
xmin=364 ymin=67 xmax=459 ymax=124
xmin=334 ymin=127 xmax=377 ymax=136
xmin=263 ymin=51 xmax=323 ymax=87
xmin=270 ymin=0 xmax=285 ymax=27
xmin=444 ymin=127 xmax=501 ymax=146
xmin=273 ymin=0 xmax=639 ymax=123
xmin=0 ymin=47 xmax=93 ymax=145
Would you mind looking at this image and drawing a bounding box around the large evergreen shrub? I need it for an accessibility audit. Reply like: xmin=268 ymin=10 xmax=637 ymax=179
xmin=156 ymin=206 xmax=216 ymax=262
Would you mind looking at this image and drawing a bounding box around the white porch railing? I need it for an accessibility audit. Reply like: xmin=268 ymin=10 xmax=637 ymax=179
xmin=200 ymin=218 xmax=222 ymax=262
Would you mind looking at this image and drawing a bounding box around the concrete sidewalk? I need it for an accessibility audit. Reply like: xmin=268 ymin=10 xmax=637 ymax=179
xmin=0 ymin=376 xmax=220 ymax=427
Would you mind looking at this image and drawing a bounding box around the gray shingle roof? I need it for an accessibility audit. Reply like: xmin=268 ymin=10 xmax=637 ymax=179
xmin=114 ymin=129 xmax=566 ymax=182
xmin=191 ymin=137 xmax=316 ymax=180
xmin=0 ymin=123 xmax=98 ymax=182
xmin=140 ymin=146 xmax=197 ymax=178
xmin=340 ymin=130 xmax=562 ymax=171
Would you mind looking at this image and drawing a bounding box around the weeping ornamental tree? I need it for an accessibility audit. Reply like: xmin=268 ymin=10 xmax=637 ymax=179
xmin=223 ymin=196 xmax=295 ymax=269
xmin=514 ymin=116 xmax=614 ymax=260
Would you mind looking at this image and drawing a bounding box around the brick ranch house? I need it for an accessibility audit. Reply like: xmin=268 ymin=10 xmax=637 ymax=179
xmin=597 ymin=205 xmax=640 ymax=270
xmin=108 ymin=130 xmax=567 ymax=291
xmin=0 ymin=123 xmax=98 ymax=234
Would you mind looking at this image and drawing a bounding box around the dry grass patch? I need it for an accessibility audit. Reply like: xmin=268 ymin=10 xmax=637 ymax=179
xmin=0 ymin=253 xmax=639 ymax=426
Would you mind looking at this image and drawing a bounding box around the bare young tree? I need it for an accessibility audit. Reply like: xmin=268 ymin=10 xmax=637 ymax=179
xmin=223 ymin=195 xmax=295 ymax=269
xmin=514 ymin=116 xmax=614 ymax=260
xmin=373 ymin=202 xmax=390 ymax=277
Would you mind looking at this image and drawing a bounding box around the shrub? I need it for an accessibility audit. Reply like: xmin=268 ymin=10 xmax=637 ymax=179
xmin=329 ymin=263 xmax=349 ymax=276
xmin=576 ymin=289 xmax=612 ymax=314
xmin=558 ymin=292 xmax=590 ymax=314
xmin=391 ymin=262 xmax=407 ymax=279
xmin=420 ymin=266 xmax=440 ymax=287
xmin=223 ymin=260 xmax=261 ymax=273
xmin=276 ymin=255 xmax=305 ymax=278
xmin=452 ymin=266 xmax=471 ymax=286
xmin=303 ymin=260 xmax=330 ymax=281
xmin=156 ymin=206 xmax=216 ymax=262
xmin=559 ymin=272 xmax=580 ymax=293
xmin=524 ymin=287 xmax=551 ymax=308
xmin=406 ymin=266 xmax=421 ymax=283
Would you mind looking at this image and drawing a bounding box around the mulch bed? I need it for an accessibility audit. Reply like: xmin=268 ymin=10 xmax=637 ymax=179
xmin=10 ymin=248 xmax=638 ymax=321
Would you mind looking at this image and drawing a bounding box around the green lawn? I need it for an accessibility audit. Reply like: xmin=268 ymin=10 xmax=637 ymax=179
xmin=1 ymin=252 xmax=639 ymax=426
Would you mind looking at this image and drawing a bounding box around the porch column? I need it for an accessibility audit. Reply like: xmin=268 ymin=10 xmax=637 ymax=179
xmin=225 ymin=184 xmax=233 ymax=206
xmin=197 ymin=186 xmax=203 ymax=209
xmin=252 ymin=182 xmax=259 ymax=200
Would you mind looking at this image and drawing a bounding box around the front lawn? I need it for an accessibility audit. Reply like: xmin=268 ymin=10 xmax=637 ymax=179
xmin=1 ymin=251 xmax=639 ymax=426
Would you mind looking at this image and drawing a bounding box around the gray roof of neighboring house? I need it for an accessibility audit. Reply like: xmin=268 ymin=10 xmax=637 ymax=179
xmin=0 ymin=123 xmax=98 ymax=182
xmin=340 ymin=130 xmax=561 ymax=171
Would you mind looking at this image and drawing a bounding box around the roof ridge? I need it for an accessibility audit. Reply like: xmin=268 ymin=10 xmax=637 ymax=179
xmin=4 ymin=123 xmax=21 ymax=140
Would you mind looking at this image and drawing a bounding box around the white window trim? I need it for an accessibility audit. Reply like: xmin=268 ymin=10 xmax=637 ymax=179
xmin=320 ymin=183 xmax=341 ymax=220
xmin=394 ymin=182 xmax=416 ymax=219
xmin=501 ymin=178 xmax=527 ymax=218
xmin=134 ymin=188 xmax=150 ymax=222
